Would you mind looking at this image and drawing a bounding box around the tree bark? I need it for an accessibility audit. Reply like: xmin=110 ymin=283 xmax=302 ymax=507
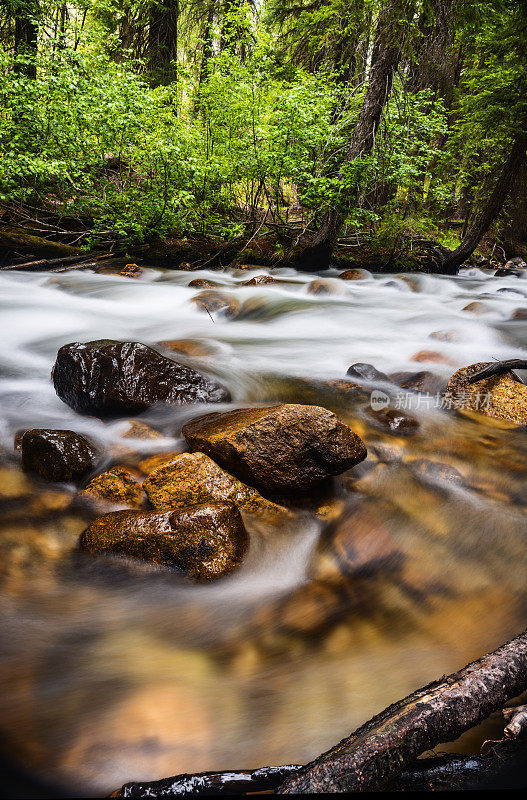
xmin=13 ymin=2 xmax=38 ymax=79
xmin=441 ymin=129 xmax=527 ymax=274
xmin=148 ymin=0 xmax=179 ymax=86
xmin=297 ymin=1 xmax=415 ymax=271
xmin=278 ymin=629 xmax=527 ymax=792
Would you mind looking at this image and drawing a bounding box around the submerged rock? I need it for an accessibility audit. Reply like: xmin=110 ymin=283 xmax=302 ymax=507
xmin=330 ymin=508 xmax=402 ymax=577
xmin=241 ymin=275 xmax=277 ymax=286
xmin=188 ymin=278 xmax=220 ymax=289
xmin=339 ymin=269 xmax=369 ymax=280
xmin=390 ymin=370 xmax=445 ymax=396
xmin=52 ymin=340 xmax=230 ymax=416
xmin=81 ymin=466 xmax=145 ymax=507
xmin=363 ymin=407 xmax=420 ymax=435
xmin=143 ymin=452 xmax=287 ymax=518
xmin=182 ymin=404 xmax=366 ymax=492
xmin=462 ymin=301 xmax=488 ymax=314
xmin=445 ymin=362 xmax=527 ymax=425
xmin=21 ymin=429 xmax=99 ymax=483
xmin=346 ymin=363 xmax=389 ymax=384
xmin=307 ymin=279 xmax=340 ymax=295
xmin=79 ymin=501 xmax=248 ymax=581
xmin=191 ymin=290 xmax=241 ymax=318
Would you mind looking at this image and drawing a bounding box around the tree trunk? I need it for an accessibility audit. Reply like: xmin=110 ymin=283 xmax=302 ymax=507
xmin=278 ymin=629 xmax=527 ymax=792
xmin=408 ymin=0 xmax=456 ymax=103
xmin=13 ymin=2 xmax=38 ymax=79
xmin=297 ymin=0 xmax=415 ymax=271
xmin=197 ymin=3 xmax=215 ymax=97
xmin=441 ymin=129 xmax=527 ymax=274
xmin=148 ymin=0 xmax=179 ymax=86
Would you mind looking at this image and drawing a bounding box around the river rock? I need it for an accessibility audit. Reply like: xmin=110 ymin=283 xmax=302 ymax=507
xmin=494 ymin=268 xmax=521 ymax=277
xmin=143 ymin=452 xmax=287 ymax=518
xmin=241 ymin=275 xmax=277 ymax=286
xmin=52 ymin=340 xmax=230 ymax=416
xmin=462 ymin=301 xmax=488 ymax=314
xmin=445 ymin=362 xmax=527 ymax=425
xmin=182 ymin=404 xmax=367 ymax=492
xmin=79 ymin=502 xmax=248 ymax=581
xmin=81 ymin=466 xmax=145 ymax=507
xmin=331 ymin=508 xmax=402 ymax=577
xmin=307 ymin=278 xmax=340 ymax=295
xmin=191 ymin=290 xmax=241 ymax=318
xmin=512 ymin=308 xmax=527 ymax=320
xmin=346 ymin=363 xmax=389 ymax=383
xmin=410 ymin=350 xmax=457 ymax=366
xmin=363 ymin=407 xmax=419 ymax=435
xmin=339 ymin=269 xmax=368 ymax=280
xmin=390 ymin=370 xmax=445 ymax=395
xmin=188 ymin=278 xmax=220 ymax=288
xmin=21 ymin=429 xmax=99 ymax=482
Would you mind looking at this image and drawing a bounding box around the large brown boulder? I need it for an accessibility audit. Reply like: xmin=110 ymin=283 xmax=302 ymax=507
xmin=21 ymin=429 xmax=98 ymax=482
xmin=445 ymin=362 xmax=527 ymax=425
xmin=79 ymin=501 xmax=248 ymax=581
xmin=143 ymin=452 xmax=287 ymax=518
xmin=52 ymin=340 xmax=230 ymax=416
xmin=182 ymin=404 xmax=367 ymax=492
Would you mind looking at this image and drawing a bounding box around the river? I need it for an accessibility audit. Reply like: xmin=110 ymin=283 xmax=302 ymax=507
xmin=0 ymin=264 xmax=526 ymax=794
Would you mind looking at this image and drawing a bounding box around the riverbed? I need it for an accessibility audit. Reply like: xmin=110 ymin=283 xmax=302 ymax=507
xmin=1 ymin=264 xmax=526 ymax=794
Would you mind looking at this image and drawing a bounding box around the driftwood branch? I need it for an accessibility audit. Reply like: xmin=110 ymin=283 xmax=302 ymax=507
xmin=111 ymin=764 xmax=302 ymax=798
xmin=466 ymin=360 xmax=527 ymax=386
xmin=278 ymin=629 xmax=527 ymax=792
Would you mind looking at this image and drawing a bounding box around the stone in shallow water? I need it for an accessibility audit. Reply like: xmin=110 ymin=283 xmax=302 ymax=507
xmin=347 ymin=363 xmax=389 ymax=383
xmin=81 ymin=466 xmax=145 ymax=508
xmin=143 ymin=452 xmax=287 ymax=519
xmin=363 ymin=407 xmax=420 ymax=436
xmin=240 ymin=275 xmax=277 ymax=286
xmin=445 ymin=362 xmax=527 ymax=426
xmin=21 ymin=429 xmax=99 ymax=482
xmin=191 ymin=290 xmax=241 ymax=318
xmin=389 ymin=370 xmax=445 ymax=396
xmin=182 ymin=404 xmax=367 ymax=492
xmin=79 ymin=501 xmax=248 ymax=581
xmin=52 ymin=340 xmax=230 ymax=417
xmin=339 ymin=269 xmax=369 ymax=280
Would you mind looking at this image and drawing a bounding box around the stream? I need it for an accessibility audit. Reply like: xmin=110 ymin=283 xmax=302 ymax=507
xmin=1 ymin=264 xmax=527 ymax=794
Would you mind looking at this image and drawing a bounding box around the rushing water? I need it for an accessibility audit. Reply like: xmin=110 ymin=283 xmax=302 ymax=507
xmin=1 ymin=264 xmax=527 ymax=794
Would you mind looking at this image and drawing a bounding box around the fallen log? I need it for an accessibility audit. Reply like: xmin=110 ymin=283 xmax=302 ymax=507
xmin=0 ymin=253 xmax=108 ymax=272
xmin=0 ymin=226 xmax=83 ymax=261
xmin=278 ymin=629 xmax=527 ymax=792
xmin=466 ymin=359 xmax=527 ymax=386
xmin=111 ymin=764 xmax=302 ymax=798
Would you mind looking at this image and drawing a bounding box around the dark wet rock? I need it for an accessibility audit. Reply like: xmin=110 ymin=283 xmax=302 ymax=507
xmin=240 ymin=275 xmax=277 ymax=286
xmin=21 ymin=429 xmax=99 ymax=482
xmin=191 ymin=290 xmax=241 ymax=318
xmin=512 ymin=308 xmax=527 ymax=320
xmin=79 ymin=501 xmax=248 ymax=581
xmin=143 ymin=451 xmax=288 ymax=519
xmin=389 ymin=370 xmax=445 ymax=395
xmin=52 ymin=340 xmax=230 ymax=416
xmin=363 ymin=407 xmax=420 ymax=435
xmin=445 ymin=362 xmax=527 ymax=425
xmin=346 ymin=363 xmax=390 ymax=383
xmin=247 ymin=375 xmax=367 ymax=410
xmin=494 ymin=268 xmax=521 ymax=277
xmin=339 ymin=269 xmax=369 ymax=280
xmin=307 ymin=279 xmax=340 ymax=295
xmin=408 ymin=459 xmax=464 ymax=488
xmin=188 ymin=278 xmax=220 ymax=289
xmin=80 ymin=466 xmax=145 ymax=507
xmin=495 ymin=287 xmax=525 ymax=295
xmin=182 ymin=404 xmax=367 ymax=492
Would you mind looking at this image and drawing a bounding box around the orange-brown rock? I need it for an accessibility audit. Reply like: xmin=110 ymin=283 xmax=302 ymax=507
xmin=156 ymin=339 xmax=214 ymax=358
xmin=137 ymin=451 xmax=182 ymax=475
xmin=191 ymin=290 xmax=241 ymax=318
xmin=462 ymin=301 xmax=488 ymax=314
xmin=512 ymin=308 xmax=527 ymax=320
xmin=339 ymin=269 xmax=368 ymax=280
xmin=331 ymin=509 xmax=402 ymax=577
xmin=79 ymin=501 xmax=248 ymax=581
xmin=81 ymin=466 xmax=145 ymax=507
xmin=120 ymin=263 xmax=143 ymax=278
xmin=188 ymin=278 xmax=220 ymax=289
xmin=445 ymin=362 xmax=527 ymax=425
xmin=143 ymin=452 xmax=287 ymax=518
xmin=120 ymin=421 xmax=164 ymax=440
xmin=411 ymin=350 xmax=456 ymax=366
xmin=241 ymin=275 xmax=277 ymax=286
xmin=182 ymin=404 xmax=367 ymax=492
xmin=307 ymin=279 xmax=340 ymax=295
